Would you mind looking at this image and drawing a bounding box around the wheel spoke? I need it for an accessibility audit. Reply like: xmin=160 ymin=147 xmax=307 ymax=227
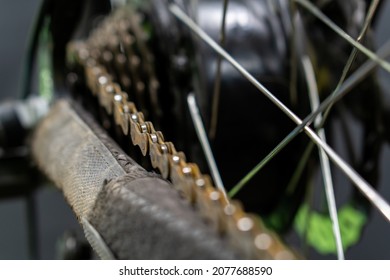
xmin=312 ymin=0 xmax=382 ymax=128
xmin=286 ymin=39 xmax=390 ymax=199
xmin=169 ymin=3 xmax=390 ymax=222
xmin=302 ymin=56 xmax=344 ymax=260
xmin=228 ymin=39 xmax=390 ymax=218
xmin=209 ymin=0 xmax=229 ymax=140
xmin=294 ymin=0 xmax=390 ymax=73
xmin=187 ymin=93 xmax=228 ymax=200
xmin=295 ymin=0 xmax=380 ymax=258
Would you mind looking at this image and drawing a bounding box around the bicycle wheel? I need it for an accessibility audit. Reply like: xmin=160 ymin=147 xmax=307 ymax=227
xmin=26 ymin=0 xmax=390 ymax=259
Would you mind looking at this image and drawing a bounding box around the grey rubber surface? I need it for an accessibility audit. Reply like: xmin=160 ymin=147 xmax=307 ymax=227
xmin=32 ymin=100 xmax=239 ymax=259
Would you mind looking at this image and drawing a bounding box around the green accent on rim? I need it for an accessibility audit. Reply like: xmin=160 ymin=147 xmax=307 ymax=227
xmin=294 ymin=203 xmax=367 ymax=254
xmin=38 ymin=17 xmax=54 ymax=101
xmin=264 ymin=201 xmax=293 ymax=232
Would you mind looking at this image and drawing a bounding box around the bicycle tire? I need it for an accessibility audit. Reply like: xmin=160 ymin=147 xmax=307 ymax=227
xmin=32 ymin=99 xmax=242 ymax=259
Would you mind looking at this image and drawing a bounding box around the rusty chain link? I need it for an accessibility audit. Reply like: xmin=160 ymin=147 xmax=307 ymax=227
xmin=66 ymin=6 xmax=296 ymax=260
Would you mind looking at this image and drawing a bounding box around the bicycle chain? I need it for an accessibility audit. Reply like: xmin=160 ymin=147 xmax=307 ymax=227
xmin=67 ymin=6 xmax=296 ymax=260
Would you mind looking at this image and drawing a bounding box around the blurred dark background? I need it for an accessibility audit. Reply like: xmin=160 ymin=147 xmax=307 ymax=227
xmin=0 ymin=0 xmax=390 ymax=259
xmin=0 ymin=1 xmax=80 ymax=259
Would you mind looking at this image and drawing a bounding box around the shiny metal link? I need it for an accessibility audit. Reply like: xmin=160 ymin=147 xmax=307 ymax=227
xmin=113 ymin=91 xmax=130 ymax=135
xmin=196 ymin=183 xmax=227 ymax=234
xmin=129 ymin=111 xmax=149 ymax=156
xmin=66 ymin=7 xmax=295 ymax=260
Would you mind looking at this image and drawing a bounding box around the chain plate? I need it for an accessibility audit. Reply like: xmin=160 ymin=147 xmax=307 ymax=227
xmin=67 ymin=6 xmax=296 ymax=260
